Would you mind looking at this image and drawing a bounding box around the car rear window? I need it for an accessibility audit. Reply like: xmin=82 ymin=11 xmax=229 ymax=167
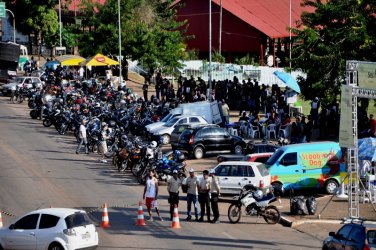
xmin=257 ymin=164 xmax=270 ymax=177
xmin=39 ymin=214 xmax=60 ymax=229
xmin=65 ymin=212 xmax=91 ymax=229
xmin=368 ymin=230 xmax=376 ymax=246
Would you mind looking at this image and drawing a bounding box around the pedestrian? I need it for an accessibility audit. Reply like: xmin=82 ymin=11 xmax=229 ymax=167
xmin=167 ymin=169 xmax=181 ymax=220
xmin=221 ymin=99 xmax=230 ymax=124
xmin=76 ymin=119 xmax=88 ymax=154
xmin=209 ymin=169 xmax=221 ymax=223
xmin=143 ymin=169 xmax=163 ymax=221
xmin=198 ymin=170 xmax=211 ymax=222
xmin=98 ymin=122 xmax=109 ymax=163
xmin=142 ymin=81 xmax=148 ymax=102
xmin=185 ymin=168 xmax=199 ymax=221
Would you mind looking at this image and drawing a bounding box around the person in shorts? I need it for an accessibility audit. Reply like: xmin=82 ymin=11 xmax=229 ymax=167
xmin=143 ymin=169 xmax=163 ymax=221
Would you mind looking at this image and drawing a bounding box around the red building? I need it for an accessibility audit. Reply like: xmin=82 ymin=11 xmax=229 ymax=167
xmin=173 ymin=0 xmax=313 ymax=64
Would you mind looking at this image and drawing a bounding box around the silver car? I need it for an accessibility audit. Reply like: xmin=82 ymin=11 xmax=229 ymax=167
xmin=150 ymin=115 xmax=208 ymax=144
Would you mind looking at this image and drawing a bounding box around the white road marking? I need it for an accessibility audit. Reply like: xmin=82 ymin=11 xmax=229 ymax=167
xmin=222 ymin=231 xmax=236 ymax=240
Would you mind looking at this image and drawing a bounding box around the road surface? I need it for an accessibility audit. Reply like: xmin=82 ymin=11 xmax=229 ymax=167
xmin=0 ymin=95 xmax=322 ymax=249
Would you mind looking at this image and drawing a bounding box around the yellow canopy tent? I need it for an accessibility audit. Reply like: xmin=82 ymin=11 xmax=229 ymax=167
xmin=80 ymin=53 xmax=119 ymax=67
xmin=56 ymin=55 xmax=85 ymax=66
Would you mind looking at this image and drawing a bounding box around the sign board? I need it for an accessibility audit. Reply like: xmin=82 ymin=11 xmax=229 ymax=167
xmin=357 ymin=61 xmax=376 ymax=89
xmin=0 ymin=2 xmax=5 ymax=18
xmin=244 ymin=70 xmax=261 ymax=81
xmin=339 ymin=85 xmax=354 ymax=148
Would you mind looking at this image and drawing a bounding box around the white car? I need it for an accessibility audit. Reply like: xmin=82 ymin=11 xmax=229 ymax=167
xmin=1 ymin=76 xmax=43 ymax=96
xmin=211 ymin=161 xmax=271 ymax=195
xmin=149 ymin=115 xmax=208 ymax=144
xmin=0 ymin=208 xmax=98 ymax=250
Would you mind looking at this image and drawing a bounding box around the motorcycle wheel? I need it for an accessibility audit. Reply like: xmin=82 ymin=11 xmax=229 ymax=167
xmin=28 ymin=100 xmax=34 ymax=109
xmin=18 ymin=95 xmax=24 ymax=104
xmin=105 ymin=145 xmax=117 ymax=158
xmin=74 ymin=130 xmax=80 ymax=142
xmin=137 ymin=170 xmax=147 ymax=184
xmin=131 ymin=163 xmax=142 ymax=177
xmin=228 ymin=204 xmax=242 ymax=224
xmin=263 ymin=205 xmax=280 ymax=225
xmin=91 ymin=143 xmax=98 ymax=153
xmin=30 ymin=110 xmax=38 ymax=119
xmin=112 ymin=155 xmax=118 ymax=167
xmin=43 ymin=119 xmax=52 ymax=127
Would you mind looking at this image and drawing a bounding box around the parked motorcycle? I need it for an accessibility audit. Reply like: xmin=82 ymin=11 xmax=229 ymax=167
xmin=227 ymin=184 xmax=280 ymax=224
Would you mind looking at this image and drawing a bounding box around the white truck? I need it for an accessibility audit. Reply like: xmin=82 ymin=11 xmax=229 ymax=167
xmin=145 ymin=101 xmax=223 ymax=132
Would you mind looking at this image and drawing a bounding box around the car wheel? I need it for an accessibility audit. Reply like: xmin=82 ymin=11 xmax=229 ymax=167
xmin=161 ymin=134 xmax=170 ymax=145
xmin=234 ymin=144 xmax=243 ymax=155
xmin=49 ymin=243 xmax=64 ymax=250
xmin=325 ymin=179 xmax=339 ymax=195
xmin=193 ymin=146 xmax=204 ymax=159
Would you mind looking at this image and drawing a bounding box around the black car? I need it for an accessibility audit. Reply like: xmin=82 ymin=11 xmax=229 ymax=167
xmin=323 ymin=221 xmax=376 ymax=250
xmin=175 ymin=125 xmax=246 ymax=159
xmin=171 ymin=123 xmax=218 ymax=150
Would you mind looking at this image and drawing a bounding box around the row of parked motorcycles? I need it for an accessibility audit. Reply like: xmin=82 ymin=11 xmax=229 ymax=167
xmin=25 ymin=82 xmax=187 ymax=185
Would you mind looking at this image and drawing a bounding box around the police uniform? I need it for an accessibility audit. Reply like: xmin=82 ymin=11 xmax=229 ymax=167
xmin=167 ymin=176 xmax=181 ymax=220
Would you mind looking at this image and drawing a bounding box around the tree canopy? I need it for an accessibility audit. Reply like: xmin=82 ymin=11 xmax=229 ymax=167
xmin=291 ymin=0 xmax=376 ymax=103
xmin=77 ymin=0 xmax=187 ymax=73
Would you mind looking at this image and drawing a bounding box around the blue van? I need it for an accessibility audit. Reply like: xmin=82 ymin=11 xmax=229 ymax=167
xmin=264 ymin=142 xmax=345 ymax=194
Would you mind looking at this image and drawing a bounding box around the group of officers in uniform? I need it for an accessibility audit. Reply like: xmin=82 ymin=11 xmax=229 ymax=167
xmin=142 ymin=168 xmax=221 ymax=223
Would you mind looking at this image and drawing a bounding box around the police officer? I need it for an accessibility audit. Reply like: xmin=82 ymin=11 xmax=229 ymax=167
xmin=209 ymin=169 xmax=221 ymax=223
xmin=167 ymin=170 xmax=181 ymax=221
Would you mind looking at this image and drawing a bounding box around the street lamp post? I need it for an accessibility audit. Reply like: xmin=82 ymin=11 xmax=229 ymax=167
xmin=58 ymin=0 xmax=62 ymax=47
xmin=5 ymin=9 xmax=15 ymax=43
xmin=208 ymin=0 xmax=212 ymax=101
xmin=118 ymin=0 xmax=122 ymax=85
xmin=289 ymin=0 xmax=292 ymax=70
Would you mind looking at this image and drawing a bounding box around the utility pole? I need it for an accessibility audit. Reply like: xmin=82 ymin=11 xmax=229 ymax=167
xmin=218 ymin=0 xmax=222 ymax=54
xmin=118 ymin=0 xmax=122 ymax=85
xmin=289 ymin=0 xmax=292 ymax=70
xmin=58 ymin=0 xmax=62 ymax=47
xmin=208 ymin=0 xmax=212 ymax=101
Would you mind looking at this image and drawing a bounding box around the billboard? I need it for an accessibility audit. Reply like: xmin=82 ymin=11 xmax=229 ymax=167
xmin=357 ymin=61 xmax=376 ymax=89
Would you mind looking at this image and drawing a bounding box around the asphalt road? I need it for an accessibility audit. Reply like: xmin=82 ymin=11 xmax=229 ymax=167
xmin=0 ymin=93 xmax=322 ymax=249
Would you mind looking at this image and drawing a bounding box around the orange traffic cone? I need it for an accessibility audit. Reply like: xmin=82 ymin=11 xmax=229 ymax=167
xmin=171 ymin=205 xmax=181 ymax=229
xmin=135 ymin=201 xmax=146 ymax=226
xmin=101 ymin=203 xmax=110 ymax=228
xmin=0 ymin=212 xmax=3 ymax=228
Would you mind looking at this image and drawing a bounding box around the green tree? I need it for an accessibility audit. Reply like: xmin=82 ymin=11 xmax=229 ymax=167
xmin=77 ymin=0 xmax=186 ymax=73
xmin=291 ymin=0 xmax=376 ymax=103
xmin=5 ymin=0 xmax=59 ymax=46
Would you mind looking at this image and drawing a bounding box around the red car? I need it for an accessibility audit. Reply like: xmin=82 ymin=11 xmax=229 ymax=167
xmin=217 ymin=152 xmax=273 ymax=163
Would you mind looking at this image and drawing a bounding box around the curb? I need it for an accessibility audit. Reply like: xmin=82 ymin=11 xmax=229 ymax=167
xmin=279 ymin=213 xmax=343 ymax=228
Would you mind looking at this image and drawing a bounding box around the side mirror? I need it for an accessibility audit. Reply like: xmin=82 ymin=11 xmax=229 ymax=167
xmin=329 ymin=232 xmax=336 ymax=237
xmin=9 ymin=224 xmax=15 ymax=230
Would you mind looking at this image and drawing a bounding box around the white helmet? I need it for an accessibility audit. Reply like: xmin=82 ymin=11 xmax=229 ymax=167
xmin=253 ymin=190 xmax=263 ymax=200
xmin=150 ymin=141 xmax=157 ymax=148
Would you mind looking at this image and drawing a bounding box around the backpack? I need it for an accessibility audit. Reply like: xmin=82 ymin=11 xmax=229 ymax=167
xmin=306 ymin=196 xmax=317 ymax=215
xmin=290 ymin=196 xmax=308 ymax=215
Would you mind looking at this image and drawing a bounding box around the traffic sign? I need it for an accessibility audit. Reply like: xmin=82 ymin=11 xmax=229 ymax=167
xmin=0 ymin=2 xmax=5 ymax=18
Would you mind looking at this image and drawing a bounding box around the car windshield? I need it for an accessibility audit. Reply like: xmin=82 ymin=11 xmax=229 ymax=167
xmin=265 ymin=149 xmax=284 ymax=166
xmin=15 ymin=77 xmax=25 ymax=83
xmin=65 ymin=212 xmax=91 ymax=229
xmin=161 ymin=113 xmax=172 ymax=122
xmin=165 ymin=117 xmax=180 ymax=127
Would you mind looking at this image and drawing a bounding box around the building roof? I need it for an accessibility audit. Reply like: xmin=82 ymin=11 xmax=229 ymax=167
xmin=64 ymin=0 xmax=106 ymax=12
xmin=173 ymin=0 xmax=314 ymax=39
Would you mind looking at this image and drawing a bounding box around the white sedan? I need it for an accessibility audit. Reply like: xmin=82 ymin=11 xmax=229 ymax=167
xmin=1 ymin=77 xmax=43 ymax=96
xmin=0 ymin=208 xmax=98 ymax=250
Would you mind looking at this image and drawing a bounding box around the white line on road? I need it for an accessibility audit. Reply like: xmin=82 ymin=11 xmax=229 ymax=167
xmin=222 ymin=231 xmax=236 ymax=240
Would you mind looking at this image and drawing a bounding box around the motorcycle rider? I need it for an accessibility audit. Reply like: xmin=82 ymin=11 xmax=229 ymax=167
xmin=76 ymin=119 xmax=89 ymax=154
xmin=209 ymin=169 xmax=221 ymax=224
xmin=198 ymin=170 xmax=211 ymax=222
xmin=167 ymin=169 xmax=181 ymax=221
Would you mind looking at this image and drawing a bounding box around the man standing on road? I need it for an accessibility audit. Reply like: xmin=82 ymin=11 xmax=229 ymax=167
xmin=209 ymin=169 xmax=221 ymax=224
xmin=167 ymin=170 xmax=181 ymax=221
xmin=143 ymin=169 xmax=163 ymax=221
xmin=186 ymin=168 xmax=199 ymax=221
xmin=198 ymin=170 xmax=211 ymax=222
xmin=76 ymin=119 xmax=88 ymax=154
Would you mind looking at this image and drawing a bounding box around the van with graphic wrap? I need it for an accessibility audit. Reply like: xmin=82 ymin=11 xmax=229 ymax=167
xmin=264 ymin=142 xmax=345 ymax=194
